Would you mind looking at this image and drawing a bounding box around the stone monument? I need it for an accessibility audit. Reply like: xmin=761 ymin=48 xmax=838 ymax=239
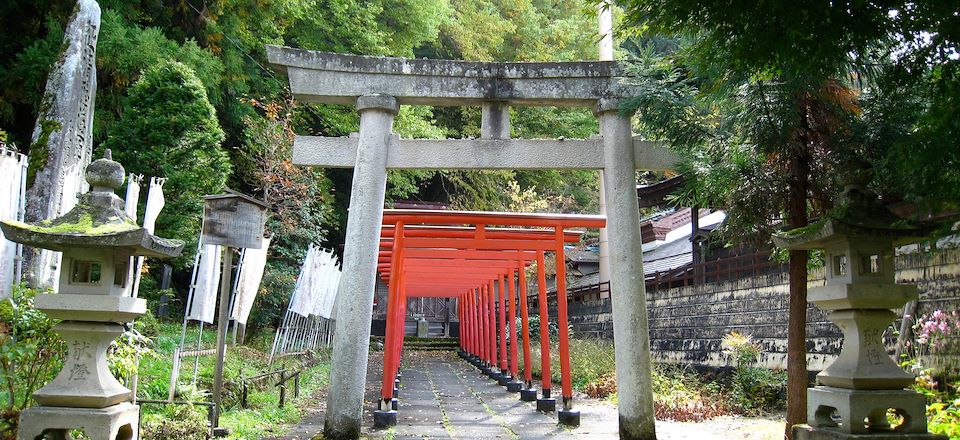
xmin=3 ymin=151 xmax=183 ymax=440
xmin=23 ymin=0 xmax=102 ymax=289
xmin=774 ymin=183 xmax=945 ymax=440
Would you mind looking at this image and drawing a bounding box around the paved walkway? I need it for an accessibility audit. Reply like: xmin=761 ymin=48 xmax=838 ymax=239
xmin=367 ymin=351 xmax=619 ymax=440
xmin=272 ymin=350 xmax=784 ymax=440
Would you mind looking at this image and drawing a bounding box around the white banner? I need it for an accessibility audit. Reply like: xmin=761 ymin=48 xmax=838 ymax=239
xmin=124 ymin=174 xmax=142 ymax=219
xmin=187 ymin=244 xmax=221 ymax=323
xmin=0 ymin=150 xmax=27 ymax=299
xmin=230 ymin=237 xmax=271 ymax=324
xmin=288 ymin=246 xmax=341 ymax=319
xmin=314 ymin=250 xmax=341 ymax=319
xmin=142 ymin=177 xmax=166 ymax=234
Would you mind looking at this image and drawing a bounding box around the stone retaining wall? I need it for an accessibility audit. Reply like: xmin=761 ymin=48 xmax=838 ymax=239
xmin=531 ymin=248 xmax=960 ymax=371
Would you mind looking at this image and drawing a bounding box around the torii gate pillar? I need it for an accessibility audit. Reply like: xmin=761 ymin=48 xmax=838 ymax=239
xmin=325 ymin=95 xmax=398 ymax=439
xmin=598 ymin=101 xmax=656 ymax=439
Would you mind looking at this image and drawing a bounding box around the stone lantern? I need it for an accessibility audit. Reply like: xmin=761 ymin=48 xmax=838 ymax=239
xmin=3 ymin=150 xmax=183 ymax=440
xmin=774 ymin=184 xmax=944 ymax=439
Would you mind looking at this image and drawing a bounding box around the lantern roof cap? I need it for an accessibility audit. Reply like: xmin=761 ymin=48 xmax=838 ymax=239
xmin=0 ymin=150 xmax=183 ymax=257
xmin=773 ymin=185 xmax=929 ymax=250
xmin=203 ymin=188 xmax=268 ymax=208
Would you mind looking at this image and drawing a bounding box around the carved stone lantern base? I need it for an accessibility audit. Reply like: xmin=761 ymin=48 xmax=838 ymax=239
xmin=16 ymin=402 xmax=139 ymax=440
xmin=805 ymin=386 xmax=938 ymax=436
xmin=795 ymin=424 xmax=946 ymax=440
xmin=32 ymin=322 xmax=131 ymax=408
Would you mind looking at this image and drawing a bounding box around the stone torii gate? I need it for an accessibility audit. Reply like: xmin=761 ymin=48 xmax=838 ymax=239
xmin=267 ymin=45 xmax=677 ymax=440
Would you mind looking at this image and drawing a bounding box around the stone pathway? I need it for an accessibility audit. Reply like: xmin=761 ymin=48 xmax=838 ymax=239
xmin=272 ymin=350 xmax=783 ymax=440
xmin=366 ymin=351 xmax=618 ymax=440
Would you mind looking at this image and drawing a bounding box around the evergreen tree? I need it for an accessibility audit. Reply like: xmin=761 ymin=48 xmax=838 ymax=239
xmin=101 ymin=60 xmax=230 ymax=267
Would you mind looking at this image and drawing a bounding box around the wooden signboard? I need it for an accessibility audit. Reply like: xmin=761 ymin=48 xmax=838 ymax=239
xmin=202 ymin=190 xmax=268 ymax=249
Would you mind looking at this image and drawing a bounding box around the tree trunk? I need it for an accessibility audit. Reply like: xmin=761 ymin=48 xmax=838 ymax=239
xmin=785 ymin=103 xmax=812 ymax=440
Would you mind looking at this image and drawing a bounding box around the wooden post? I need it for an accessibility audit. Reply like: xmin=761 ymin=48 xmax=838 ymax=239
xmin=279 ymin=369 xmax=287 ymax=408
xmin=212 ymin=247 xmax=234 ymax=427
xmin=498 ymin=274 xmax=508 ymax=373
xmin=508 ymin=269 xmax=519 ymax=379
xmin=536 ymin=251 xmax=552 ymax=395
xmin=519 ymin=262 xmax=533 ymax=385
xmin=554 ymin=228 xmax=574 ymax=408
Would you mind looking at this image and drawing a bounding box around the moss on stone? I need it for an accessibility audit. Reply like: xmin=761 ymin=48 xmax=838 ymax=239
xmin=7 ymin=212 xmax=137 ymax=236
xmin=26 ymin=119 xmax=61 ymax=187
xmin=781 ymin=219 xmax=827 ymax=237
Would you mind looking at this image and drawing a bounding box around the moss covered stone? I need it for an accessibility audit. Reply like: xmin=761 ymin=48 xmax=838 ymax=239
xmin=27 ymin=119 xmax=60 ymax=187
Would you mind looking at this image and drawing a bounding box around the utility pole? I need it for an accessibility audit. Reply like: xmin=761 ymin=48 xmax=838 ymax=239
xmin=597 ymin=0 xmax=614 ymax=295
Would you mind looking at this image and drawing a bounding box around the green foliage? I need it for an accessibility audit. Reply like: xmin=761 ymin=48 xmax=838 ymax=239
xmin=721 ymin=332 xmax=786 ymax=413
xmin=728 ymin=366 xmax=787 ymax=413
xmin=136 ymin=322 xmax=331 ymax=439
xmin=721 ymin=331 xmax=760 ymax=366
xmin=139 ymin=385 xmax=210 ymax=440
xmin=527 ymin=338 xmax=614 ymax=391
xmin=101 ymin=60 xmax=229 ymax=267
xmin=523 ymin=315 xmax=565 ymax=344
xmin=0 ymin=284 xmax=63 ymax=437
xmin=927 ymin=399 xmax=960 ymax=439
xmin=108 ymin=317 xmax=155 ymax=384
xmin=652 ymin=364 xmax=734 ymax=422
xmin=623 ymin=1 xmax=894 ymax=81
xmin=435 ymin=0 xmax=594 ymax=62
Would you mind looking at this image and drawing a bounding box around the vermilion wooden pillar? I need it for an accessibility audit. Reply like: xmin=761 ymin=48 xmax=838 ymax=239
xmin=535 ymin=250 xmax=555 ymax=412
xmin=497 ymin=274 xmax=509 ymax=378
xmin=380 ymin=222 xmax=404 ymax=408
xmin=506 ymin=268 xmax=521 ymax=391
xmin=554 ymin=227 xmax=575 ymax=417
xmin=518 ymin=261 xmax=534 ymax=395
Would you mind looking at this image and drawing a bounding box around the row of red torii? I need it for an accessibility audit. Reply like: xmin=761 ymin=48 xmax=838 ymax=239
xmin=377 ymin=209 xmax=606 ymax=427
xmin=267 ymin=44 xmax=679 ymax=440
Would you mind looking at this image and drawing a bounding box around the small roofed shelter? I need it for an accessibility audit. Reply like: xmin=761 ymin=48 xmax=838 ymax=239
xmin=3 ymin=150 xmax=183 ymax=440
xmin=773 ymin=184 xmax=943 ymax=439
xmin=375 ymin=209 xmax=604 ymax=427
xmin=202 ymin=189 xmax=269 ymax=250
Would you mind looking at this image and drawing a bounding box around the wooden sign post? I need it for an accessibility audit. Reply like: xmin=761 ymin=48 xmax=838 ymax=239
xmin=202 ymin=190 xmax=267 ymax=431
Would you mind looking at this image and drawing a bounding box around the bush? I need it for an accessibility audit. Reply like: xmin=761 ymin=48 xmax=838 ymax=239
xmin=0 ymin=285 xmax=63 ymax=438
xmin=721 ymin=331 xmax=786 ymax=412
xmin=729 ymin=366 xmax=787 ymax=412
xmin=652 ymin=365 xmax=735 ymax=422
xmin=140 ymin=385 xmax=210 ymax=440
xmin=927 ymin=398 xmax=960 ymax=439
xmin=101 ymin=59 xmax=229 ymax=269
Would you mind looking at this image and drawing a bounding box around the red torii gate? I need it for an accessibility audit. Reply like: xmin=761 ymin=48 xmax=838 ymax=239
xmin=375 ymin=209 xmax=605 ymax=427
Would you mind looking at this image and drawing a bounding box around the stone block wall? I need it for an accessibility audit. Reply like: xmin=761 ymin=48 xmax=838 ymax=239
xmin=529 ymin=248 xmax=960 ymax=371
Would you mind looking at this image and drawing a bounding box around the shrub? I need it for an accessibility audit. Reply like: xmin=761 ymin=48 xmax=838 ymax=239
xmin=910 ymin=309 xmax=960 ymax=378
xmin=0 ymin=285 xmax=63 ymax=437
xmin=721 ymin=331 xmax=760 ymax=366
xmin=721 ymin=331 xmax=787 ymax=413
xmin=523 ymin=314 xmax=566 ymax=343
xmin=140 ymin=385 xmax=210 ymax=440
xmin=927 ymin=398 xmax=960 ymax=439
xmin=101 ymin=59 xmax=229 ymax=269
xmin=652 ymin=364 xmax=735 ymax=422
xmin=584 ymin=373 xmax=617 ymax=398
